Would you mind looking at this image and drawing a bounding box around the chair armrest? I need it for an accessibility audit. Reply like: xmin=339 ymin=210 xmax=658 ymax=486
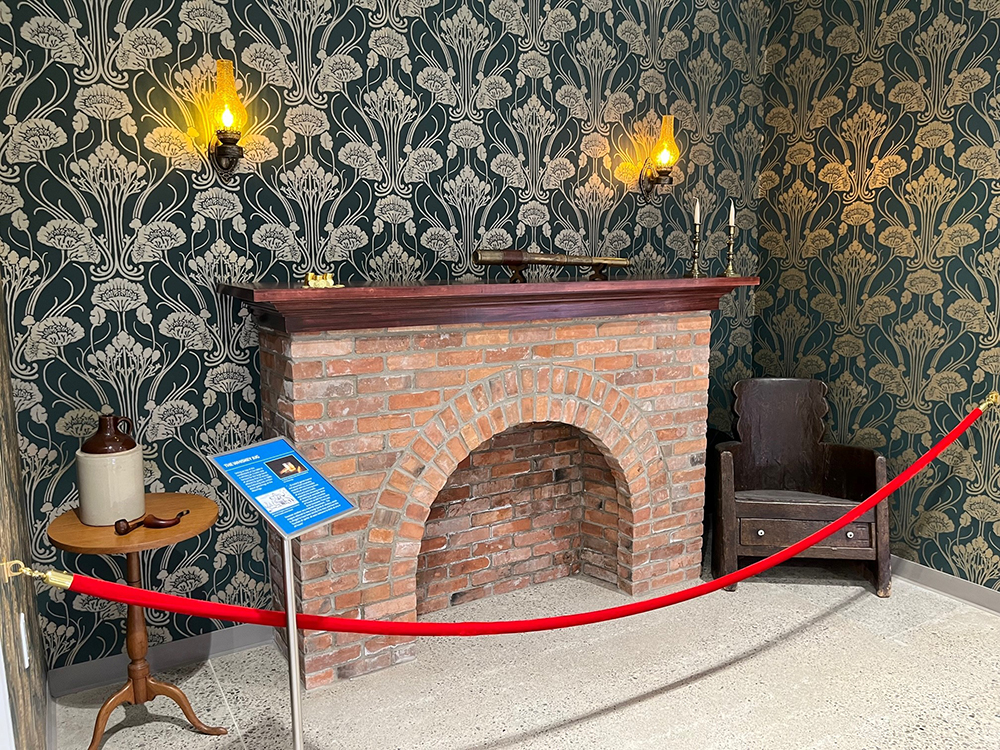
xmin=716 ymin=441 xmax=744 ymax=494
xmin=822 ymin=444 xmax=887 ymax=502
xmin=716 ymin=440 xmax=742 ymax=456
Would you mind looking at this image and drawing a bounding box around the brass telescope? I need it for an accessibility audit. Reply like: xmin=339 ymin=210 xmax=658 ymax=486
xmin=473 ymin=250 xmax=630 ymax=283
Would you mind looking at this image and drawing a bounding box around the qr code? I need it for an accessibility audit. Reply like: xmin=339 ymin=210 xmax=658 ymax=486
xmin=256 ymin=487 xmax=298 ymax=514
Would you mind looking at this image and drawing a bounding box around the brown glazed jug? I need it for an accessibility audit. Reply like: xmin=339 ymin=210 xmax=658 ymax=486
xmin=76 ymin=414 xmax=145 ymax=526
xmin=81 ymin=415 xmax=137 ymax=454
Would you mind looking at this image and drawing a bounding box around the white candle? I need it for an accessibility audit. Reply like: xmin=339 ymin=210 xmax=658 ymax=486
xmin=694 ymin=198 xmax=701 ymax=225
xmin=729 ymin=200 xmax=736 ymax=229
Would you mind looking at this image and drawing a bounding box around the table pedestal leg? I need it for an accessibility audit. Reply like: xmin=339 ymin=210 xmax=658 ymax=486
xmin=86 ymin=551 xmax=226 ymax=750
xmin=87 ymin=682 xmax=133 ymax=750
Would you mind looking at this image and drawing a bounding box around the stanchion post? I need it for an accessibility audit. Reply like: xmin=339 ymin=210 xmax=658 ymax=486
xmin=283 ymin=536 xmax=304 ymax=750
xmin=210 ymin=436 xmax=358 ymax=746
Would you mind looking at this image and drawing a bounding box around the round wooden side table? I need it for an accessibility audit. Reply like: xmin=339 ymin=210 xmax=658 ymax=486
xmin=47 ymin=492 xmax=226 ymax=750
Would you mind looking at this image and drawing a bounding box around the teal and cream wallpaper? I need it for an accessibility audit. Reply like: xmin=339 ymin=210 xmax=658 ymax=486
xmin=756 ymin=0 xmax=1000 ymax=586
xmin=0 ymin=0 xmax=763 ymax=667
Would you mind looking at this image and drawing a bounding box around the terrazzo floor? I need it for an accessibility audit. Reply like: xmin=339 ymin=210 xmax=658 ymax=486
xmin=54 ymin=563 xmax=1000 ymax=749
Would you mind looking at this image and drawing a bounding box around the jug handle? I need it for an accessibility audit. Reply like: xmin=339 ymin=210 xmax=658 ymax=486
xmin=115 ymin=416 xmax=134 ymax=435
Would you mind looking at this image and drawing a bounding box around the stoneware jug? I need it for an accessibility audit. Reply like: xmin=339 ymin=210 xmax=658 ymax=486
xmin=76 ymin=415 xmax=145 ymax=526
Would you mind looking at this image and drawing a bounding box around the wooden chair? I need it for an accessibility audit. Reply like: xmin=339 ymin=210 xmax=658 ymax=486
xmin=714 ymin=378 xmax=891 ymax=597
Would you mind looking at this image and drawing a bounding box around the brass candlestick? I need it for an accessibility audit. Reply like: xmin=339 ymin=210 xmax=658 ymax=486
xmin=723 ymin=224 xmax=738 ymax=277
xmin=685 ymin=222 xmax=705 ymax=278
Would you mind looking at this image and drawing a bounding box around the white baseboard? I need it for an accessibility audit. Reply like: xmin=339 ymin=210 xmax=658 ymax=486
xmin=46 ymin=689 xmax=56 ymax=750
xmin=47 ymin=623 xmax=272 ymax=698
xmin=892 ymin=554 xmax=1000 ymax=617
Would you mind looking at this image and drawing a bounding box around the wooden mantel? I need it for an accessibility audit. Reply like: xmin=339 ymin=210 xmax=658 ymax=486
xmin=218 ymin=277 xmax=758 ymax=333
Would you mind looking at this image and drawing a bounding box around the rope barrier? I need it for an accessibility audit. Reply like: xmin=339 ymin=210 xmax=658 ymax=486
xmin=7 ymin=392 xmax=997 ymax=637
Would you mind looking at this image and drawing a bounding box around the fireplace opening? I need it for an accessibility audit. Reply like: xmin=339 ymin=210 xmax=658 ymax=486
xmin=416 ymin=421 xmax=629 ymax=616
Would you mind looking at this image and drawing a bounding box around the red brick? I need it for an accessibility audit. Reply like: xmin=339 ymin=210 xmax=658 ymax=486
xmin=438 ymin=350 xmax=483 ymax=367
xmin=358 ymin=414 xmax=412 ymax=433
xmin=493 ymin=518 xmax=532 ymax=536
xmin=595 ymin=355 xmax=635 ymax=371
xmin=450 ymin=557 xmax=490 ymax=575
xmin=290 ymin=360 xmax=324 ymax=379
xmin=355 ymin=336 xmax=411 ymax=353
xmin=577 ymin=339 xmax=618 ymax=355
xmin=368 ymin=528 xmax=394 ymax=544
xmin=467 ymin=330 xmax=509 ymax=346
xmin=386 ymin=352 xmax=436 ymax=370
xmin=364 ymin=595 xmax=415 ymax=618
xmin=414 ymin=333 xmax=464 ymax=349
xmin=470 ymin=508 xmax=513 ymax=525
xmin=328 ymin=396 xmax=385 ymax=417
xmin=292 ymin=401 xmax=324 ymax=420
xmin=677 ymin=315 xmax=711 ymax=330
xmin=416 ymin=370 xmax=466 ymax=388
xmin=489 ymin=460 xmax=531 ymax=477
xmin=358 ymin=375 xmax=412 ymax=393
xmin=361 ymin=583 xmax=391 ymax=603
xmin=326 ymin=357 xmax=384 ymax=376
xmin=389 ymin=391 xmax=441 ymax=410
xmin=485 ymin=347 xmax=530 ymax=363
xmin=289 ymin=339 xmax=352 ymax=357
xmin=531 ymin=343 xmax=574 ymax=358
xmin=555 ymin=324 xmax=597 ymax=339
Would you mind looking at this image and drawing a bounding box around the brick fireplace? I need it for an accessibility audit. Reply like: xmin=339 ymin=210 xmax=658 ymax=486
xmin=222 ymin=278 xmax=755 ymax=688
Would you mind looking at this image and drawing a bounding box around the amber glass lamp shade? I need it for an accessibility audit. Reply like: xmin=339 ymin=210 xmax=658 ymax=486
xmin=208 ymin=59 xmax=247 ymax=135
xmin=208 ymin=59 xmax=246 ymax=180
xmin=652 ymin=115 xmax=679 ymax=171
xmin=638 ymin=114 xmax=681 ymax=199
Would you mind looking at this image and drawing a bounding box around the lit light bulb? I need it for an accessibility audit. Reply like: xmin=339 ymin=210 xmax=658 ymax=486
xmin=222 ymin=105 xmax=234 ymax=129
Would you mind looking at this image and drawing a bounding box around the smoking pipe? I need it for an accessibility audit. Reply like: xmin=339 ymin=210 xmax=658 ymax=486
xmin=114 ymin=510 xmax=190 ymax=536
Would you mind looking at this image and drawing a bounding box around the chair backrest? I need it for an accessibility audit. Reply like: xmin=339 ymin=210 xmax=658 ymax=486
xmin=732 ymin=378 xmax=828 ymax=492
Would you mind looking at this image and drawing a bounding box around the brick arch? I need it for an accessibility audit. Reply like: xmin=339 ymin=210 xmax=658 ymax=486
xmin=367 ymin=364 xmax=672 ymax=596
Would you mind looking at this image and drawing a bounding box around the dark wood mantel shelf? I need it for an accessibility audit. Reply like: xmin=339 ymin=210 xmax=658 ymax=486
xmin=218 ymin=277 xmax=759 ymax=333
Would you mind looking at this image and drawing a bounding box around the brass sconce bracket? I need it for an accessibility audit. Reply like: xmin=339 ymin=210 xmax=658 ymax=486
xmin=211 ymin=129 xmax=243 ymax=180
xmin=638 ymin=158 xmax=672 ymax=200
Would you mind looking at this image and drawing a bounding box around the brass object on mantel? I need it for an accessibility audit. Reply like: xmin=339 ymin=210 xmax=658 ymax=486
xmin=723 ymin=225 xmax=739 ymax=278
xmin=304 ymin=272 xmax=343 ymax=289
xmin=685 ymin=223 xmax=705 ymax=279
xmin=473 ymin=249 xmax=630 ymax=283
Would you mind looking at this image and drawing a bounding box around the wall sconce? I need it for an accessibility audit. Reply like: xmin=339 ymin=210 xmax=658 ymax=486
xmin=638 ymin=115 xmax=680 ymax=199
xmin=208 ymin=59 xmax=247 ymax=179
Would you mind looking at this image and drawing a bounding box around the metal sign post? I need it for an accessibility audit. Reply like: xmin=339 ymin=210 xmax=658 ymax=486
xmin=210 ymin=437 xmax=357 ymax=750
xmin=283 ymin=536 xmax=304 ymax=750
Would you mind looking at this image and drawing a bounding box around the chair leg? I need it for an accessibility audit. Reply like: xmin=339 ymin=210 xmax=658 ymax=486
xmin=874 ymin=502 xmax=891 ymax=598
xmin=722 ymin=557 xmax=738 ymax=592
xmin=716 ymin=498 xmax=738 ymax=592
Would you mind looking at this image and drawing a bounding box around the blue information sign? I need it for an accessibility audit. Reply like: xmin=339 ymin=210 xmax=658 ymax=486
xmin=211 ymin=437 xmax=355 ymax=539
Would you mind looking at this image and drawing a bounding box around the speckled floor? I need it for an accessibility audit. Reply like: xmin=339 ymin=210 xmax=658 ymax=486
xmin=55 ymin=563 xmax=1000 ymax=750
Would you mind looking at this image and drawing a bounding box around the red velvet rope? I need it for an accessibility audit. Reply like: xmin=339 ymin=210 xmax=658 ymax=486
xmin=68 ymin=407 xmax=984 ymax=637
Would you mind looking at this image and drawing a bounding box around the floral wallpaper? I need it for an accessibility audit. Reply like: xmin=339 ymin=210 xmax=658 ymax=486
xmin=756 ymin=0 xmax=1000 ymax=587
xmin=0 ymin=0 xmax=764 ymax=668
